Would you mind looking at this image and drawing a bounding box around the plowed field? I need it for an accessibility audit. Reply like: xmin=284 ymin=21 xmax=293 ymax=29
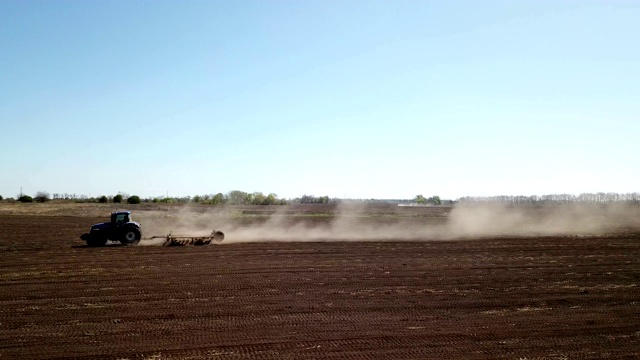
xmin=1 ymin=213 xmax=639 ymax=359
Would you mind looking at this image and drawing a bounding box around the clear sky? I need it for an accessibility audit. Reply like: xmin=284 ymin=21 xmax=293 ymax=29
xmin=1 ymin=1 xmax=638 ymax=200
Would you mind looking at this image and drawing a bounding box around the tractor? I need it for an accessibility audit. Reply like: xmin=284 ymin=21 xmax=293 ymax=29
xmin=81 ymin=211 xmax=142 ymax=247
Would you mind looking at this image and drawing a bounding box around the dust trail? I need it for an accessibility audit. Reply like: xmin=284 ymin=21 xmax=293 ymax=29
xmin=132 ymin=202 xmax=640 ymax=245
xmin=447 ymin=203 xmax=640 ymax=238
xmin=135 ymin=205 xmax=228 ymax=246
xmin=226 ymin=203 xmax=640 ymax=242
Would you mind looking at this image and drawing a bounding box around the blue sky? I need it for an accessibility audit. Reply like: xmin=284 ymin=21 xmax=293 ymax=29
xmin=1 ymin=0 xmax=638 ymax=200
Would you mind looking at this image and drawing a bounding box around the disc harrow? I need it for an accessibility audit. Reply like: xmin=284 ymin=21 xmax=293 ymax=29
xmin=147 ymin=229 xmax=225 ymax=246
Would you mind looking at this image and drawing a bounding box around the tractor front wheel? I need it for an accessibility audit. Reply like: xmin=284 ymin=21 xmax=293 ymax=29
xmin=120 ymin=228 xmax=141 ymax=246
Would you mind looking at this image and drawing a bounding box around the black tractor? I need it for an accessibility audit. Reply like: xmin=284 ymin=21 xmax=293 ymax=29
xmin=81 ymin=211 xmax=142 ymax=247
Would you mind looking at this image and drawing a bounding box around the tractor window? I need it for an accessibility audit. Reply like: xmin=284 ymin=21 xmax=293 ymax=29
xmin=115 ymin=214 xmax=129 ymax=224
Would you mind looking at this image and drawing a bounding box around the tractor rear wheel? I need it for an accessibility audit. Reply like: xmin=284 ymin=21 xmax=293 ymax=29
xmin=120 ymin=228 xmax=141 ymax=246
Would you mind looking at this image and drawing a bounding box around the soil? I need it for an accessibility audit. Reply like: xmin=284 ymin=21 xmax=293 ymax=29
xmin=1 ymin=214 xmax=639 ymax=359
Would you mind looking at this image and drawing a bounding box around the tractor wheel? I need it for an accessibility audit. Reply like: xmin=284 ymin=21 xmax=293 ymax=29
xmin=120 ymin=228 xmax=141 ymax=246
xmin=87 ymin=236 xmax=108 ymax=247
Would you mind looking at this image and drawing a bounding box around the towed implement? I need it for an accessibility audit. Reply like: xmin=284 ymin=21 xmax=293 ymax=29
xmin=149 ymin=230 xmax=225 ymax=246
xmin=81 ymin=211 xmax=224 ymax=247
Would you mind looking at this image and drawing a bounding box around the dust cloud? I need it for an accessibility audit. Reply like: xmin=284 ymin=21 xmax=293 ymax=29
xmin=447 ymin=203 xmax=640 ymax=238
xmin=133 ymin=203 xmax=640 ymax=245
xmin=135 ymin=206 xmax=228 ymax=246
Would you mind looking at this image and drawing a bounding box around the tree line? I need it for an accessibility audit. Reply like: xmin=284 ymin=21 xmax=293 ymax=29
xmin=413 ymin=195 xmax=442 ymax=205
xmin=5 ymin=192 xmax=143 ymax=204
xmin=3 ymin=191 xmax=639 ymax=206
xmin=191 ymin=191 xmax=287 ymax=205
xmin=1 ymin=190 xmax=289 ymax=205
xmin=457 ymin=192 xmax=640 ymax=204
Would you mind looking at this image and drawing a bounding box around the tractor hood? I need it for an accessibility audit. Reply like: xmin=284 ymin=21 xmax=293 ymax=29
xmin=91 ymin=221 xmax=141 ymax=231
xmin=91 ymin=222 xmax=111 ymax=231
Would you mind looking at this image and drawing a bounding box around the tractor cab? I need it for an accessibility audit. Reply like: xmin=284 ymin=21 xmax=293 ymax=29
xmin=111 ymin=211 xmax=132 ymax=226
